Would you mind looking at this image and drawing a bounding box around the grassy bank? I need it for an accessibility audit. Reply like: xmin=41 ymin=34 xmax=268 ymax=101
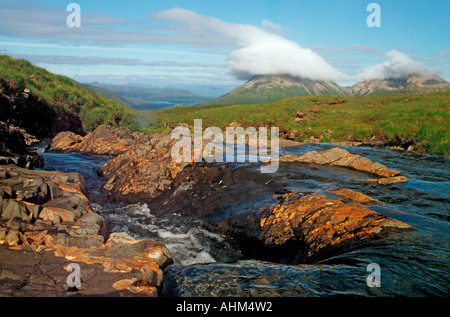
xmin=0 ymin=55 xmax=137 ymax=133
xmin=150 ymin=93 xmax=449 ymax=155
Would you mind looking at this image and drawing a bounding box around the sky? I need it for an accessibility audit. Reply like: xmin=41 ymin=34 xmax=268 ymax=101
xmin=0 ymin=0 xmax=449 ymax=96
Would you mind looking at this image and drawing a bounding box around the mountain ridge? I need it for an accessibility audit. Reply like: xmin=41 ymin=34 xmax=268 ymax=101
xmin=204 ymin=73 xmax=450 ymax=105
xmin=351 ymin=72 xmax=450 ymax=96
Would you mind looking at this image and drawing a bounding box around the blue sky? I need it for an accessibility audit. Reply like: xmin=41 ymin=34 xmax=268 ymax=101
xmin=0 ymin=0 xmax=448 ymax=96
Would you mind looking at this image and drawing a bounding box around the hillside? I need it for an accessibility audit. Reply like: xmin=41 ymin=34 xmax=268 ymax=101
xmin=0 ymin=55 xmax=137 ymax=137
xmin=152 ymin=92 xmax=450 ymax=156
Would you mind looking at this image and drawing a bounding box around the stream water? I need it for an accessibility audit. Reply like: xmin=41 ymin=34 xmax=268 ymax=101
xmin=34 ymin=141 xmax=450 ymax=297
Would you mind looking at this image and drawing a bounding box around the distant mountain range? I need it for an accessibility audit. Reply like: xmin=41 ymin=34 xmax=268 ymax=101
xmin=204 ymin=73 xmax=450 ymax=105
xmin=82 ymin=82 xmax=211 ymax=110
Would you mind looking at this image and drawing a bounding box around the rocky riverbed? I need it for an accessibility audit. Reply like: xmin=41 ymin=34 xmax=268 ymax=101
xmin=48 ymin=126 xmax=414 ymax=263
xmin=1 ymin=124 xmax=448 ymax=296
xmin=0 ymin=124 xmax=172 ymax=297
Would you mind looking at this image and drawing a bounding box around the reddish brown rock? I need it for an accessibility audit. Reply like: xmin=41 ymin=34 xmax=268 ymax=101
xmin=328 ymin=188 xmax=380 ymax=205
xmin=48 ymin=125 xmax=149 ymax=156
xmin=280 ymin=147 xmax=407 ymax=185
xmin=0 ymin=165 xmax=105 ymax=249
xmin=259 ymin=192 xmax=412 ymax=262
xmin=47 ymin=131 xmax=84 ymax=152
xmin=49 ymin=232 xmax=173 ymax=297
xmin=0 ymin=165 xmax=173 ymax=297
xmin=49 ymin=125 xmax=208 ymax=204
xmin=99 ymin=130 xmax=207 ymax=202
xmin=377 ymin=176 xmax=409 ymax=185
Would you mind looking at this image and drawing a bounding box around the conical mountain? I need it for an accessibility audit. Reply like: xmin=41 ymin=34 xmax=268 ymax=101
xmin=204 ymin=74 xmax=353 ymax=105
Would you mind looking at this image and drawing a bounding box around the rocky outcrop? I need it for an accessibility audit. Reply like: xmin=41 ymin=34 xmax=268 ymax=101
xmin=0 ymin=232 xmax=172 ymax=297
xmin=48 ymin=124 xmax=149 ymax=156
xmin=258 ymin=190 xmax=412 ymax=263
xmin=0 ymin=165 xmax=173 ymax=296
xmin=146 ymin=162 xmax=414 ymax=264
xmin=50 ymin=125 xmax=201 ymax=203
xmin=280 ymin=147 xmax=408 ymax=185
xmin=99 ymin=131 xmax=196 ymax=202
xmin=0 ymin=165 xmax=105 ymax=248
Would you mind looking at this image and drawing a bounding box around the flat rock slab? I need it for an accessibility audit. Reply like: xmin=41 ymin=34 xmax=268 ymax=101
xmin=0 ymin=238 xmax=171 ymax=297
xmin=280 ymin=147 xmax=408 ymax=185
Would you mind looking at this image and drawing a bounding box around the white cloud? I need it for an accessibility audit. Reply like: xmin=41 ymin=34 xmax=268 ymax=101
xmin=356 ymin=50 xmax=429 ymax=81
xmin=152 ymin=8 xmax=348 ymax=81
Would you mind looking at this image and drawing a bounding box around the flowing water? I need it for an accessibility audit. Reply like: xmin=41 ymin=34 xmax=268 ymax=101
xmin=34 ymin=141 xmax=450 ymax=297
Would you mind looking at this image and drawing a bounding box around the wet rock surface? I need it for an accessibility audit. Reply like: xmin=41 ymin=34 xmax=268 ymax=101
xmin=0 ymin=165 xmax=173 ymax=296
xmin=146 ymin=162 xmax=413 ymax=264
xmin=280 ymin=147 xmax=408 ymax=185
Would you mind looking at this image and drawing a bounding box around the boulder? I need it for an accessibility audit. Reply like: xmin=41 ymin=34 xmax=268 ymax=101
xmin=48 ymin=125 xmax=150 ymax=156
xmin=99 ymin=130 xmax=201 ymax=202
xmin=258 ymin=192 xmax=412 ymax=263
xmin=280 ymin=147 xmax=408 ymax=185
xmin=0 ymin=165 xmax=101 ymax=248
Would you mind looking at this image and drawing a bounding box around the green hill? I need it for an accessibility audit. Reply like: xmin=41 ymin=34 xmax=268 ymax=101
xmin=152 ymin=92 xmax=450 ymax=156
xmin=0 ymin=55 xmax=137 ymax=137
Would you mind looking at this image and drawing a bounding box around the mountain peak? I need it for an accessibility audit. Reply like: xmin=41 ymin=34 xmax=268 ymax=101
xmin=205 ymin=74 xmax=352 ymax=105
xmin=352 ymin=72 xmax=450 ymax=96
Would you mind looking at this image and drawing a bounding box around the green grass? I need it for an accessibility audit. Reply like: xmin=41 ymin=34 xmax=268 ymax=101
xmin=0 ymin=55 xmax=137 ymax=133
xmin=149 ymin=93 xmax=450 ymax=155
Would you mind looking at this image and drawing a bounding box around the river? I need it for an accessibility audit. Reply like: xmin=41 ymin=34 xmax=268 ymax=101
xmin=34 ymin=141 xmax=450 ymax=297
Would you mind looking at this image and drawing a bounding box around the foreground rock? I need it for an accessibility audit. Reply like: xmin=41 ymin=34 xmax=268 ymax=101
xmin=99 ymin=131 xmax=197 ymax=202
xmin=257 ymin=190 xmax=412 ymax=263
xmin=280 ymin=147 xmax=408 ymax=185
xmin=0 ymin=165 xmax=172 ymax=296
xmin=0 ymin=121 xmax=44 ymax=169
